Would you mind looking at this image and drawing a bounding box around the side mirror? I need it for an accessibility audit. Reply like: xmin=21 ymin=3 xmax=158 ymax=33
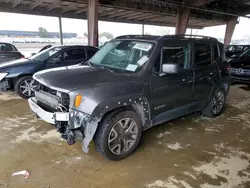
xmin=162 ymin=64 xmax=181 ymax=74
xmin=31 ymin=53 xmax=36 ymax=56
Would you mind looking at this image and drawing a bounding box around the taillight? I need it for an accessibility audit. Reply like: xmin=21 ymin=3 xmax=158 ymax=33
xmin=226 ymin=65 xmax=230 ymax=72
xmin=21 ymin=54 xmax=25 ymax=58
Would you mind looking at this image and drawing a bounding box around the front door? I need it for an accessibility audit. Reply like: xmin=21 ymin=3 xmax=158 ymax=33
xmin=150 ymin=42 xmax=194 ymax=123
xmin=46 ymin=48 xmax=87 ymax=69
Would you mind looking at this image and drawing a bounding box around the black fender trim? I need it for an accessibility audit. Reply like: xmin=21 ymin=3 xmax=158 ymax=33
xmin=91 ymin=95 xmax=151 ymax=128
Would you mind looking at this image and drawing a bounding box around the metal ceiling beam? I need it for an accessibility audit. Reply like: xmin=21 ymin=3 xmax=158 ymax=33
xmin=99 ymin=9 xmax=124 ymax=17
xmin=136 ymin=14 xmax=164 ymax=21
xmin=30 ymin=0 xmax=44 ymax=10
xmin=47 ymin=0 xmax=61 ymax=11
xmin=124 ymin=12 xmax=150 ymax=20
xmin=107 ymin=10 xmax=134 ymax=18
xmin=75 ymin=5 xmax=87 ymax=14
xmin=185 ymin=0 xmax=215 ymax=7
xmin=61 ymin=3 xmax=78 ymax=13
xmin=12 ymin=0 xmax=22 ymax=8
xmin=120 ymin=12 xmax=144 ymax=19
xmin=147 ymin=0 xmax=250 ymax=18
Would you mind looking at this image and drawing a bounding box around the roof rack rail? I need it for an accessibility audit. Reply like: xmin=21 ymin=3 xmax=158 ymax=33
xmin=158 ymin=34 xmax=217 ymax=41
xmin=115 ymin=35 xmax=158 ymax=39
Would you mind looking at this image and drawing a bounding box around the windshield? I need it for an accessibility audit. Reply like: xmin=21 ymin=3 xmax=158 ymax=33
xmin=90 ymin=40 xmax=154 ymax=72
xmin=29 ymin=47 xmax=62 ymax=61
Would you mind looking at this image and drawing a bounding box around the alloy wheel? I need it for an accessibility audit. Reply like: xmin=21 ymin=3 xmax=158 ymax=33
xmin=108 ymin=118 xmax=139 ymax=155
xmin=211 ymin=91 xmax=225 ymax=115
xmin=19 ymin=79 xmax=37 ymax=97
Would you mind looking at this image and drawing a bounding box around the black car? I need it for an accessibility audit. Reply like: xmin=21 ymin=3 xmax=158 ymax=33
xmin=0 ymin=42 xmax=25 ymax=63
xmin=229 ymin=48 xmax=250 ymax=84
xmin=225 ymin=45 xmax=250 ymax=58
xmin=0 ymin=45 xmax=99 ymax=98
xmin=28 ymin=35 xmax=230 ymax=160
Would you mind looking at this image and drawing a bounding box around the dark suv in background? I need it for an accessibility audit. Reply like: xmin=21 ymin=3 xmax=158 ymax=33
xmin=229 ymin=48 xmax=250 ymax=84
xmin=28 ymin=35 xmax=230 ymax=160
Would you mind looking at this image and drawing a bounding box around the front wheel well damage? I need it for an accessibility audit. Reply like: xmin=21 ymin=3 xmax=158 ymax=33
xmin=81 ymin=97 xmax=151 ymax=153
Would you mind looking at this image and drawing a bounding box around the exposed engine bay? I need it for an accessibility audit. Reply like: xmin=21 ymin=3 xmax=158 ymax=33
xmin=29 ymin=83 xmax=100 ymax=153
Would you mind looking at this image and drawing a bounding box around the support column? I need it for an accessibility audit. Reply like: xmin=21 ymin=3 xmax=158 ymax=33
xmin=58 ymin=17 xmax=63 ymax=45
xmin=224 ymin=17 xmax=238 ymax=46
xmin=175 ymin=7 xmax=190 ymax=35
xmin=87 ymin=0 xmax=99 ymax=46
xmin=142 ymin=24 xmax=145 ymax=35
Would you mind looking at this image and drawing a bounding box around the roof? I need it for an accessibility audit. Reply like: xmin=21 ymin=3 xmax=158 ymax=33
xmin=0 ymin=0 xmax=250 ymax=29
xmin=115 ymin=34 xmax=219 ymax=42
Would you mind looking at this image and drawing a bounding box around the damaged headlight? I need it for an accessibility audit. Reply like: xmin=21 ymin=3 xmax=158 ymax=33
xmin=69 ymin=109 xmax=91 ymax=129
xmin=0 ymin=73 xmax=8 ymax=82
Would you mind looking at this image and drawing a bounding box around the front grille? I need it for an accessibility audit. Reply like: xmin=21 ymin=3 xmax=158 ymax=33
xmin=36 ymin=82 xmax=70 ymax=110
xmin=230 ymin=68 xmax=250 ymax=76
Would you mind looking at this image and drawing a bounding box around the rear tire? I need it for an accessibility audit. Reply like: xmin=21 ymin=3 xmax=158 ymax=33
xmin=94 ymin=110 xmax=142 ymax=161
xmin=202 ymin=88 xmax=226 ymax=118
xmin=14 ymin=76 xmax=36 ymax=99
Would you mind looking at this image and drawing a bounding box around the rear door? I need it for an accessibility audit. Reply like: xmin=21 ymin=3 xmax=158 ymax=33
xmin=192 ymin=42 xmax=220 ymax=111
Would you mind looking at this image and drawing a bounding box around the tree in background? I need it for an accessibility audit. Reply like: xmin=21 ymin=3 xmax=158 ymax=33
xmin=157 ymin=28 xmax=170 ymax=36
xmin=38 ymin=27 xmax=49 ymax=38
xmin=99 ymin=32 xmax=114 ymax=39
xmin=84 ymin=32 xmax=88 ymax=37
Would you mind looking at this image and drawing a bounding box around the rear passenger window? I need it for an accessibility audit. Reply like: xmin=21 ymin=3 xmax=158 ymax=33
xmin=195 ymin=44 xmax=211 ymax=67
xmin=213 ymin=44 xmax=220 ymax=60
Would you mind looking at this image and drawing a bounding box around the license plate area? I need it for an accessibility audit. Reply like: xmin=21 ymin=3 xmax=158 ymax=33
xmin=55 ymin=112 xmax=69 ymax=122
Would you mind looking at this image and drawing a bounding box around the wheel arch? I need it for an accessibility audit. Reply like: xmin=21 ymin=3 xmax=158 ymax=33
xmin=8 ymin=73 xmax=33 ymax=90
xmin=92 ymin=96 xmax=151 ymax=129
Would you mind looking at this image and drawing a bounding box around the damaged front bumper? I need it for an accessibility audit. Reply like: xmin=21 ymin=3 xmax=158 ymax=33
xmin=28 ymin=97 xmax=69 ymax=124
xmin=28 ymin=97 xmax=100 ymax=153
xmin=0 ymin=80 xmax=9 ymax=91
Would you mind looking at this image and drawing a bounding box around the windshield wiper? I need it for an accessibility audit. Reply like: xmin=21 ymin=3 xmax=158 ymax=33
xmin=98 ymin=66 xmax=116 ymax=73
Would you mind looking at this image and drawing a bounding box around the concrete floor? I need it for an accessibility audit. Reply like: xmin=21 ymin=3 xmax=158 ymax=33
xmin=0 ymin=85 xmax=250 ymax=188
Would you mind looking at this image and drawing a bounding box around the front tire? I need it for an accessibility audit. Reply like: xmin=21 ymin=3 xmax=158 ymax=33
xmin=94 ymin=110 xmax=142 ymax=161
xmin=202 ymin=88 xmax=226 ymax=117
xmin=14 ymin=76 xmax=36 ymax=99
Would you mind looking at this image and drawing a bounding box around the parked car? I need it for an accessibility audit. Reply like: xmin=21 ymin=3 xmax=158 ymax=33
xmin=0 ymin=45 xmax=99 ymax=98
xmin=229 ymin=48 xmax=250 ymax=84
xmin=28 ymin=35 xmax=230 ymax=160
xmin=225 ymin=45 xmax=250 ymax=58
xmin=31 ymin=45 xmax=53 ymax=56
xmin=0 ymin=42 xmax=25 ymax=63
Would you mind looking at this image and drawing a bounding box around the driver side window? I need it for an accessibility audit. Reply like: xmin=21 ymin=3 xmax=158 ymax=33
xmin=162 ymin=45 xmax=191 ymax=70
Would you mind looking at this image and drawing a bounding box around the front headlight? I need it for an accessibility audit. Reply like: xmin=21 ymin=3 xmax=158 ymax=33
xmin=0 ymin=73 xmax=8 ymax=82
xmin=69 ymin=109 xmax=91 ymax=129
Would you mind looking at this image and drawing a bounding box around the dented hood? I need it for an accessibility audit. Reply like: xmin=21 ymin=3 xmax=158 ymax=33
xmin=33 ymin=65 xmax=138 ymax=93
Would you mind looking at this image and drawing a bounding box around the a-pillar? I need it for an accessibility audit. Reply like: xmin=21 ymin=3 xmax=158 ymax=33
xmin=175 ymin=7 xmax=190 ymax=35
xmin=87 ymin=0 xmax=99 ymax=46
xmin=224 ymin=17 xmax=238 ymax=46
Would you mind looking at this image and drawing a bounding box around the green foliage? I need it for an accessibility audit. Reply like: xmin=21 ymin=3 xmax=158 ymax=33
xmin=99 ymin=32 xmax=114 ymax=39
xmin=38 ymin=27 xmax=49 ymax=38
